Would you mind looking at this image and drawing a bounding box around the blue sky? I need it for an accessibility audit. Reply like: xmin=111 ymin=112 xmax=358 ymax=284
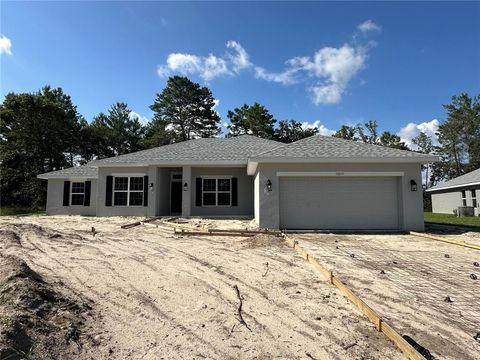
xmin=1 ymin=1 xmax=479 ymax=144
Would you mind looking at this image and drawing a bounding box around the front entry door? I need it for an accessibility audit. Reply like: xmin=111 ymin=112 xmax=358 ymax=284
xmin=170 ymin=181 xmax=182 ymax=214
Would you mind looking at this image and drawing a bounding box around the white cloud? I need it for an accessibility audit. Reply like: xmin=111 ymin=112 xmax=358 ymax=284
xmin=157 ymin=52 xmax=231 ymax=81
xmin=254 ymin=44 xmax=367 ymax=104
xmin=129 ymin=111 xmax=150 ymax=125
xmin=156 ymin=20 xmax=377 ymax=105
xmin=357 ymin=20 xmax=381 ymax=34
xmin=157 ymin=40 xmax=252 ymax=81
xmin=0 ymin=35 xmax=12 ymax=55
xmin=398 ymin=119 xmax=440 ymax=148
xmin=301 ymin=120 xmax=335 ymax=136
xmin=226 ymin=40 xmax=251 ymax=72
xmin=253 ymin=66 xmax=298 ymax=85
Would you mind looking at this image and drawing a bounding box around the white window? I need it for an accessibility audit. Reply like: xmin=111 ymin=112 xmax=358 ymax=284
xmin=472 ymin=190 xmax=477 ymax=208
xmin=202 ymin=178 xmax=231 ymax=206
xmin=461 ymin=190 xmax=467 ymax=206
xmin=71 ymin=182 xmax=85 ymax=206
xmin=113 ymin=176 xmax=144 ymax=206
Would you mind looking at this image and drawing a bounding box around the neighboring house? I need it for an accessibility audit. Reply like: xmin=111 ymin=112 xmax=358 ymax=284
xmin=426 ymin=168 xmax=480 ymax=215
xmin=38 ymin=135 xmax=437 ymax=231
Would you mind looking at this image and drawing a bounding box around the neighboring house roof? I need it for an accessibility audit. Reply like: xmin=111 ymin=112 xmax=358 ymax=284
xmin=37 ymin=165 xmax=98 ymax=179
xmin=89 ymin=135 xmax=282 ymax=166
xmin=426 ymin=168 xmax=480 ymax=192
xmin=247 ymin=135 xmax=438 ymax=174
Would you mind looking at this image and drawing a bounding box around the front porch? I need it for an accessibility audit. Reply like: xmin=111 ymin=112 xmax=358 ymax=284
xmin=147 ymin=165 xmax=254 ymax=218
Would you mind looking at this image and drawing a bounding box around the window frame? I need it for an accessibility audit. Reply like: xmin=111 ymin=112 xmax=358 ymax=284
xmin=461 ymin=190 xmax=467 ymax=206
xmin=70 ymin=182 xmax=85 ymax=206
xmin=201 ymin=176 xmax=232 ymax=207
xmin=472 ymin=189 xmax=477 ymax=208
xmin=112 ymin=176 xmax=144 ymax=207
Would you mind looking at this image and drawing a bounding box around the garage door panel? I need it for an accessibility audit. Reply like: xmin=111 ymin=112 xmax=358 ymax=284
xmin=279 ymin=177 xmax=399 ymax=230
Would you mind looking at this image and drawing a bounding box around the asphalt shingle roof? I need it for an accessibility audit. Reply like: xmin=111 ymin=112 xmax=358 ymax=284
xmin=38 ymin=135 xmax=438 ymax=179
xmin=427 ymin=168 xmax=480 ymax=192
xmin=252 ymin=135 xmax=437 ymax=160
xmin=37 ymin=165 xmax=98 ymax=179
xmin=90 ymin=135 xmax=282 ymax=165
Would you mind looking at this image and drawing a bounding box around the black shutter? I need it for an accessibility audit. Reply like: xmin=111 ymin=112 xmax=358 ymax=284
xmin=105 ymin=176 xmax=113 ymax=206
xmin=195 ymin=177 xmax=202 ymax=207
xmin=232 ymin=177 xmax=238 ymax=206
xmin=63 ymin=181 xmax=70 ymax=206
xmin=84 ymin=181 xmax=91 ymax=206
xmin=143 ymin=176 xmax=149 ymax=207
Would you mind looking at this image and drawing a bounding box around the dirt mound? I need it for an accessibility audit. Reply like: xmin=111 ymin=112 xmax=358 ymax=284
xmin=239 ymin=234 xmax=283 ymax=249
xmin=0 ymin=254 xmax=97 ymax=360
xmin=0 ymin=228 xmax=21 ymax=249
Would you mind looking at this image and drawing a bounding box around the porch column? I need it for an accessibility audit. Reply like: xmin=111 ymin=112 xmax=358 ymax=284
xmin=181 ymin=166 xmax=191 ymax=217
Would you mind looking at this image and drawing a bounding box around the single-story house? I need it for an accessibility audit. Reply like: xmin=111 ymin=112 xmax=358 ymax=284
xmin=38 ymin=135 xmax=437 ymax=231
xmin=426 ymin=168 xmax=480 ymax=215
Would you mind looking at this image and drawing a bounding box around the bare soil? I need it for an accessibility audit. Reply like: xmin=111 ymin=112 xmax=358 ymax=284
xmin=0 ymin=216 xmax=405 ymax=359
xmin=0 ymin=249 xmax=97 ymax=359
xmin=291 ymin=232 xmax=480 ymax=360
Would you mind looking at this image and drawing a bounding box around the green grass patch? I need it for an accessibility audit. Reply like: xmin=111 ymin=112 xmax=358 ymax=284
xmin=424 ymin=212 xmax=480 ymax=228
xmin=0 ymin=206 xmax=45 ymax=216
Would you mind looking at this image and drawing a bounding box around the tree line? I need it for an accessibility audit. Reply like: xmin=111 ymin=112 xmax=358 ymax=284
xmin=1 ymin=75 xmax=479 ymax=207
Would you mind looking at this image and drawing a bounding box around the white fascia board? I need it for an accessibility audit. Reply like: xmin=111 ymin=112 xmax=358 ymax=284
xmin=276 ymin=171 xmax=404 ymax=177
xmin=249 ymin=156 xmax=439 ymax=164
xmin=426 ymin=181 xmax=480 ymax=192
xmin=94 ymin=160 xmax=247 ymax=167
xmin=111 ymin=173 xmax=147 ymax=177
xmin=247 ymin=156 xmax=438 ymax=175
xmin=37 ymin=175 xmax=98 ymax=180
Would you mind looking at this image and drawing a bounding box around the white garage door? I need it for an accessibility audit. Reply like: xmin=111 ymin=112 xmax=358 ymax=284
xmin=279 ymin=177 xmax=400 ymax=230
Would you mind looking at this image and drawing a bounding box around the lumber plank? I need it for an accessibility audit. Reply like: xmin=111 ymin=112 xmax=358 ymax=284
xmin=410 ymin=231 xmax=480 ymax=251
xmin=382 ymin=323 xmax=425 ymax=360
xmin=207 ymin=228 xmax=282 ymax=235
xmin=159 ymin=221 xmax=209 ymax=232
xmin=332 ymin=277 xmax=381 ymax=327
xmin=174 ymin=229 xmax=254 ymax=237
xmin=120 ymin=221 xmax=141 ymax=229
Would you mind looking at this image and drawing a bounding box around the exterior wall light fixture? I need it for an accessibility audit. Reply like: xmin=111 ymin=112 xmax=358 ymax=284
xmin=410 ymin=180 xmax=418 ymax=192
xmin=266 ymin=179 xmax=272 ymax=192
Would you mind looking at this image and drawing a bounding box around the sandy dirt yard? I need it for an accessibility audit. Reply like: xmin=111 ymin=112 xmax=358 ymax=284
xmin=424 ymin=223 xmax=480 ymax=246
xmin=291 ymin=232 xmax=480 ymax=360
xmin=0 ymin=216 xmax=405 ymax=360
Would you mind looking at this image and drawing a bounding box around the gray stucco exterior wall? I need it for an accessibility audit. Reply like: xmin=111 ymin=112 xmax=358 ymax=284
xmin=46 ymin=179 xmax=97 ymax=216
xmin=254 ymin=162 xmax=424 ymax=231
xmin=431 ymin=187 xmax=479 ymax=214
xmin=431 ymin=191 xmax=461 ymax=214
xmin=190 ymin=167 xmax=254 ymax=217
